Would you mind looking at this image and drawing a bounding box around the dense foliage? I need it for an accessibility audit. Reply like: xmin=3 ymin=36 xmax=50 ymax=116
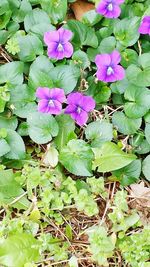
xmin=0 ymin=0 xmax=150 ymax=266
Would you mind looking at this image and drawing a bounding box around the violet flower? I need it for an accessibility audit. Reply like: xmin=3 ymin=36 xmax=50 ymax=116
xmin=36 ymin=87 xmax=66 ymax=115
xmin=65 ymin=92 xmax=95 ymax=126
xmin=44 ymin=27 xmax=74 ymax=60
xmin=96 ymin=0 xmax=124 ymax=18
xmin=95 ymin=50 xmax=125 ymax=83
xmin=138 ymin=16 xmax=150 ymax=35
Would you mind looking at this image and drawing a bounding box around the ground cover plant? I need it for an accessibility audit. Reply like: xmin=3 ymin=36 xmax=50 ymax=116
xmin=0 ymin=0 xmax=150 ymax=266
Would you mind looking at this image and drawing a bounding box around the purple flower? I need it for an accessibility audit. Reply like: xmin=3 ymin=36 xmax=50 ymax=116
xmin=44 ymin=27 xmax=74 ymax=60
xmin=96 ymin=0 xmax=124 ymax=18
xmin=65 ymin=92 xmax=95 ymax=126
xmin=36 ymin=87 xmax=66 ymax=115
xmin=95 ymin=50 xmax=125 ymax=83
xmin=138 ymin=16 xmax=150 ymax=35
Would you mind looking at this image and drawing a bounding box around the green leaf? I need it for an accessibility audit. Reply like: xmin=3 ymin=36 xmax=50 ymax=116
xmin=114 ymin=17 xmax=140 ymax=47
xmin=9 ymin=84 xmax=37 ymax=118
xmin=113 ymin=160 xmax=141 ymax=186
xmin=12 ymin=0 xmax=32 ymax=23
xmin=0 ymin=233 xmax=40 ymax=267
xmin=27 ymin=112 xmax=59 ymax=144
xmin=142 ymin=155 xmax=150 ymax=181
xmin=85 ymin=120 xmax=113 ymax=147
xmin=0 ymin=169 xmax=29 ymax=209
xmin=0 ymin=61 xmax=24 ymax=85
xmin=112 ymin=111 xmax=142 ymax=134
xmin=99 ymin=36 xmax=117 ymax=54
xmin=72 ymin=50 xmax=90 ymax=70
xmin=17 ymin=122 xmax=29 ymax=136
xmin=86 ymin=76 xmax=111 ymax=104
xmin=0 ymin=115 xmax=18 ymax=130
xmin=145 ymin=123 xmax=150 ymax=144
xmin=49 ymin=65 xmax=80 ymax=94
xmin=59 ymin=139 xmax=94 ymax=176
xmin=17 ymin=34 xmax=43 ymax=62
xmin=24 ymin=8 xmax=54 ymax=39
xmin=41 ymin=0 xmax=67 ymax=24
xmin=0 ymin=139 xmax=10 ymax=157
xmin=55 ymin=114 xmax=76 ymax=151
xmin=65 ymin=20 xmax=98 ymax=49
xmin=0 ymin=11 xmax=11 ymax=30
xmin=5 ymin=130 xmax=25 ymax=160
xmin=24 ymin=8 xmax=51 ymax=32
xmin=124 ymin=85 xmax=150 ymax=118
xmin=126 ymin=63 xmax=150 ymax=87
xmin=93 ymin=142 xmax=136 ymax=172
xmin=28 ymin=55 xmax=54 ymax=90
xmin=121 ymin=49 xmax=138 ymax=68
xmin=82 ymin=9 xmax=102 ymax=26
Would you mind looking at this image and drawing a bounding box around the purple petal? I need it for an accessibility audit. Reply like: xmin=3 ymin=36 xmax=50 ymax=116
xmin=96 ymin=66 xmax=107 ymax=82
xmin=101 ymin=65 xmax=125 ymax=83
xmin=44 ymin=31 xmax=59 ymax=46
xmin=110 ymin=50 xmax=121 ymax=65
xmin=96 ymin=1 xmax=108 ymax=16
xmin=113 ymin=65 xmax=125 ymax=81
xmin=36 ymin=87 xmax=51 ymax=99
xmin=138 ymin=20 xmax=150 ymax=35
xmin=115 ymin=0 xmax=124 ymax=4
xmin=143 ymin=16 xmax=150 ymax=23
xmin=38 ymin=99 xmax=49 ymax=113
xmin=47 ymin=42 xmax=59 ymax=59
xmin=95 ymin=54 xmax=111 ymax=68
xmin=105 ymin=4 xmax=121 ymax=18
xmin=72 ymin=110 xmax=88 ymax=126
xmin=63 ymin=42 xmax=74 ymax=58
xmin=49 ymin=88 xmax=66 ymax=103
xmin=79 ymin=96 xmax=95 ymax=112
xmin=65 ymin=104 xmax=77 ymax=114
xmin=58 ymin=28 xmax=73 ymax=43
xmin=38 ymin=99 xmax=62 ymax=115
xmin=67 ymin=92 xmax=83 ymax=106
xmin=47 ymin=100 xmax=62 ymax=115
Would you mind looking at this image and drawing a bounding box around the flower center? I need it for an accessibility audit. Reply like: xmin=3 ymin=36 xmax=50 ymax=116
xmin=107 ymin=3 xmax=113 ymax=11
xmin=107 ymin=66 xmax=114 ymax=75
xmin=77 ymin=106 xmax=82 ymax=114
xmin=49 ymin=99 xmax=55 ymax=107
xmin=57 ymin=43 xmax=64 ymax=51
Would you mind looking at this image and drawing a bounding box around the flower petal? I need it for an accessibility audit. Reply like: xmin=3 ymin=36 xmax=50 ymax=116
xmin=96 ymin=66 xmax=107 ymax=82
xmin=73 ymin=110 xmax=88 ymax=126
xmin=63 ymin=42 xmax=74 ymax=58
xmin=113 ymin=65 xmax=125 ymax=81
xmin=65 ymin=104 xmax=77 ymax=114
xmin=105 ymin=4 xmax=121 ymax=18
xmin=47 ymin=42 xmax=59 ymax=59
xmin=49 ymin=88 xmax=66 ymax=103
xmin=115 ymin=0 xmax=124 ymax=4
xmin=95 ymin=54 xmax=111 ymax=68
xmin=80 ymin=96 xmax=95 ymax=112
xmin=110 ymin=50 xmax=121 ymax=65
xmin=47 ymin=100 xmax=62 ymax=115
xmin=96 ymin=1 xmax=108 ymax=16
xmin=58 ymin=28 xmax=73 ymax=43
xmin=38 ymin=99 xmax=49 ymax=113
xmin=67 ymin=92 xmax=83 ymax=106
xmin=138 ymin=21 xmax=150 ymax=34
xmin=44 ymin=31 xmax=59 ymax=45
xmin=36 ymin=87 xmax=51 ymax=99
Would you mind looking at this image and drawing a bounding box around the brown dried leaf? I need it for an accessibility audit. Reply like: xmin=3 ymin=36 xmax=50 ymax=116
xmin=129 ymin=182 xmax=150 ymax=207
xmin=70 ymin=0 xmax=95 ymax=21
